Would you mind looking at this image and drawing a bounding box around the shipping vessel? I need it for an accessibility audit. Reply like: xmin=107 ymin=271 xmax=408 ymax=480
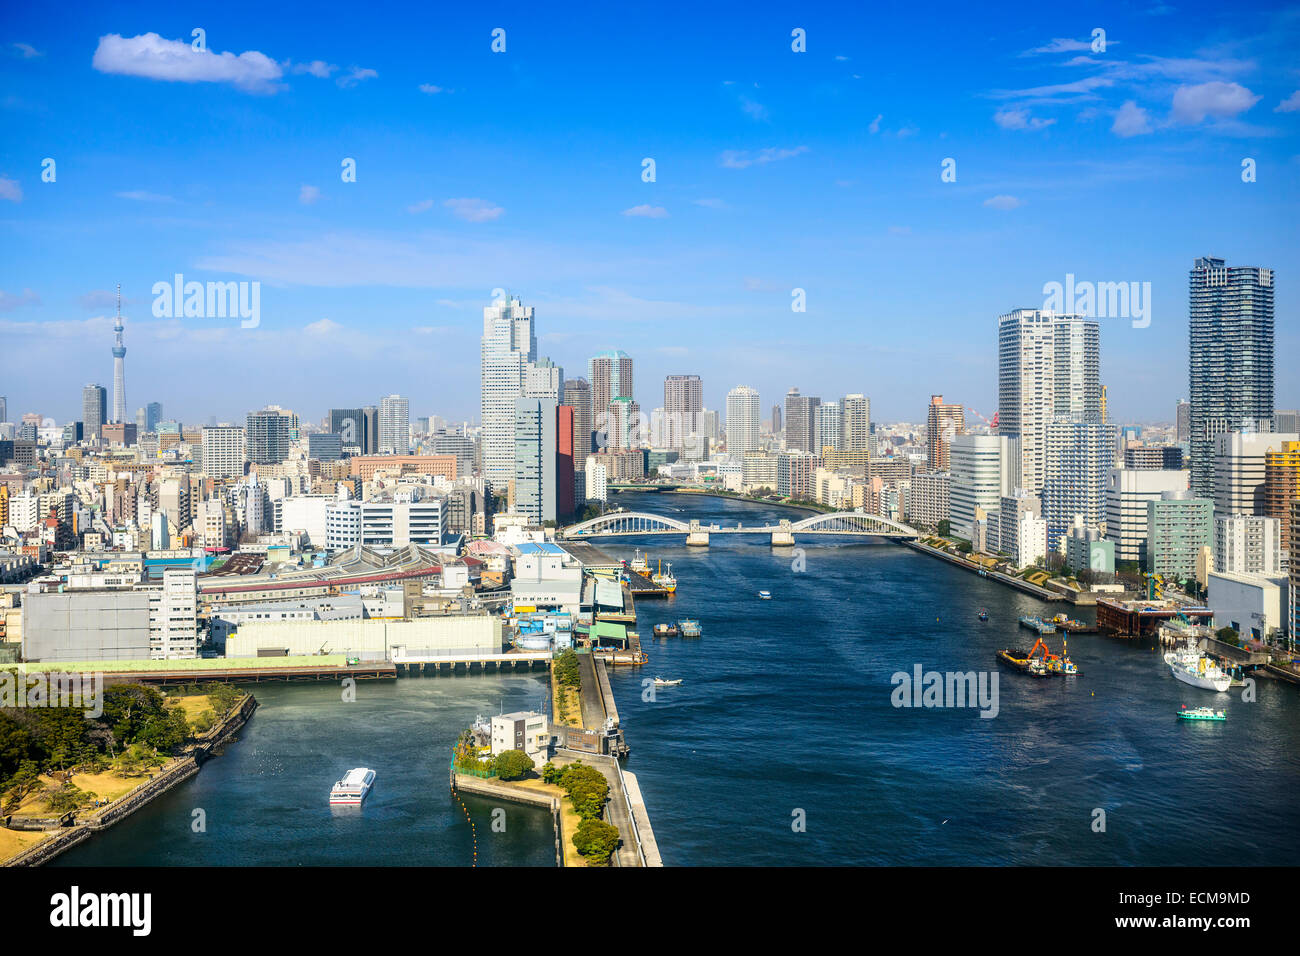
xmin=652 ymin=560 xmax=677 ymax=593
xmin=329 ymin=767 xmax=376 ymax=807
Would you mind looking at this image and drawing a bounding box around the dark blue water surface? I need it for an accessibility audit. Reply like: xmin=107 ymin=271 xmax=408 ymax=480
xmin=54 ymin=491 xmax=1300 ymax=866
xmin=605 ymin=492 xmax=1300 ymax=866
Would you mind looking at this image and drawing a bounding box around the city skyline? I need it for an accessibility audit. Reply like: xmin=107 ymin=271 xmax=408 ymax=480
xmin=2 ymin=6 xmax=1298 ymax=424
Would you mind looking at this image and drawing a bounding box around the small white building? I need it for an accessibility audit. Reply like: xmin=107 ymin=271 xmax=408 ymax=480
xmin=490 ymin=711 xmax=550 ymax=767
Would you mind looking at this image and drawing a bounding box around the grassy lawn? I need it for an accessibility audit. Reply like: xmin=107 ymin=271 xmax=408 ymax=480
xmin=551 ymin=680 xmax=583 ymax=729
xmin=0 ymin=826 xmax=48 ymax=863
xmin=512 ymin=777 xmax=587 ymax=867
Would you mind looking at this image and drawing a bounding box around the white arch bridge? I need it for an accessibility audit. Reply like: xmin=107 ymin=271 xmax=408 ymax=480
xmin=558 ymin=510 xmax=918 ymax=546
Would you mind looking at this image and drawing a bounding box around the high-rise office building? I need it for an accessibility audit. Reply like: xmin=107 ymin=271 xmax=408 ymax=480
xmin=1176 ymin=400 xmax=1191 ymax=444
xmin=1214 ymin=431 xmax=1299 ymax=517
xmin=1188 ymin=257 xmax=1275 ymax=498
xmin=525 ymin=357 xmax=564 ymax=403
xmin=0 ymin=396 xmax=6 ymax=423
xmin=842 ymin=394 xmax=870 ymax=453
xmin=771 ymin=405 xmax=782 ymax=435
xmin=246 ymin=407 xmax=294 ymax=465
xmin=998 ymin=309 xmax=1100 ymax=495
xmin=563 ymin=378 xmax=593 ymax=456
xmin=1275 ymin=410 xmax=1300 ymax=435
xmin=82 ymin=384 xmax=107 ymax=442
xmin=949 ymin=434 xmax=1014 ymax=541
xmin=1105 ymin=467 xmax=1189 ymax=568
xmin=664 ymin=374 xmax=703 ymax=450
xmin=514 ymin=397 xmax=557 ymax=525
xmin=815 ymin=401 xmax=842 ymax=453
xmin=329 ymin=408 xmax=363 ymax=452
xmin=784 ymin=388 xmax=820 ymax=454
xmin=926 ymin=395 xmax=965 ymax=472
xmin=482 ymin=295 xmax=539 ymax=490
xmin=379 ymin=394 xmax=410 ymax=455
xmin=726 ymin=385 xmax=761 ymax=456
xmin=557 ymin=404 xmax=576 ymax=520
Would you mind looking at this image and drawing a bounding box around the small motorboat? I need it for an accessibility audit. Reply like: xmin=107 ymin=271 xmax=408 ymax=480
xmin=977 ymin=610 xmax=988 ymax=622
xmin=653 ymin=623 xmax=679 ymax=637
xmin=1178 ymin=705 xmax=1226 ymax=721
xmin=653 ymin=677 xmax=682 ymax=686
xmin=758 ymin=590 xmax=772 ymax=600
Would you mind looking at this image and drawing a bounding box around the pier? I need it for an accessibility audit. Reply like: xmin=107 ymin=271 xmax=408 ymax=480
xmin=1096 ymin=598 xmax=1214 ymax=638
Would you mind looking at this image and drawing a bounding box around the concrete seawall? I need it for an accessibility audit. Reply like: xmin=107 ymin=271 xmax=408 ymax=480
xmin=900 ymin=540 xmax=1063 ymax=602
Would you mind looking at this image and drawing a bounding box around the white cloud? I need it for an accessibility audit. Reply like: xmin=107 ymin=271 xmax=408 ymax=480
xmin=988 ymin=76 xmax=1113 ymax=100
xmin=994 ymin=107 xmax=1056 ymax=130
xmin=12 ymin=42 xmax=42 ymax=59
xmin=0 ymin=176 xmax=21 ymax=202
xmin=1275 ymin=90 xmax=1300 ymax=113
xmin=1111 ymin=100 xmax=1152 ymax=137
xmin=622 ymin=204 xmax=669 ymax=218
xmin=719 ymin=146 xmax=808 ymax=169
xmin=868 ymin=114 xmax=882 ymax=134
xmin=693 ymin=198 xmax=726 ymax=209
xmin=92 ymin=33 xmax=283 ymax=94
xmin=419 ymin=83 xmax=445 ymax=94
xmin=0 ymin=288 xmax=40 ymax=311
xmin=337 ymin=66 xmax=378 ymax=88
xmin=304 ymin=318 xmax=342 ymax=335
xmin=406 ymin=199 xmax=435 ymax=214
xmin=983 ymin=195 xmax=1023 ymax=210
xmin=444 ymin=198 xmax=504 ymax=222
xmin=290 ymin=60 xmax=336 ymax=78
xmin=1024 ymin=37 xmax=1105 ymax=55
xmin=1171 ymin=81 xmax=1261 ymax=124
xmin=299 ymin=185 xmax=321 ymax=205
xmin=739 ymin=96 xmax=768 ymax=120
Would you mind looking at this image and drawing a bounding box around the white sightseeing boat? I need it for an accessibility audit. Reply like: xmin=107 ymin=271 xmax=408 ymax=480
xmin=329 ymin=767 xmax=376 ymax=806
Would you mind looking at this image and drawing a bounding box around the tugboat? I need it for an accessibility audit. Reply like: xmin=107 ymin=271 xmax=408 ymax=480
xmin=1178 ymin=705 xmax=1226 ymax=721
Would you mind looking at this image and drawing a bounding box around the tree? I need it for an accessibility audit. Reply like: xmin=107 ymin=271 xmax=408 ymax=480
xmin=541 ymin=761 xmax=560 ymax=785
xmin=1216 ymin=626 xmax=1239 ymax=646
xmin=936 ymin=519 xmax=950 ymax=538
xmin=572 ymin=818 xmax=621 ymax=865
xmin=553 ymin=649 xmax=581 ymax=688
xmin=493 ymin=749 xmax=535 ymax=780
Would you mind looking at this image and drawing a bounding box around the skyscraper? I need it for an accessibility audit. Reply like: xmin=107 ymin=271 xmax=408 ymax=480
xmin=589 ymin=350 xmax=634 ymax=446
xmin=379 ymin=394 xmax=410 ymax=455
xmin=557 ymin=404 xmax=576 ymax=520
xmin=563 ymin=378 xmax=593 ymax=456
xmin=82 ymin=384 xmax=107 ymax=442
xmin=1176 ymin=399 xmax=1191 ymax=443
xmin=841 ymin=394 xmax=870 ymax=453
xmin=998 ymin=309 xmax=1100 ymax=495
xmin=0 ymin=396 xmax=7 ymax=423
xmin=726 ymin=385 xmax=761 ymax=456
xmin=514 ymin=397 xmax=557 ymax=524
xmin=771 ymin=405 xmax=782 ymax=434
xmin=482 ymin=295 xmax=539 ymax=490
xmin=815 ymin=401 xmax=842 ymax=453
xmin=926 ymin=395 xmax=965 ymax=472
xmin=111 ymin=284 xmax=127 ymax=423
xmin=784 ymin=388 xmax=820 ymax=454
xmin=146 ymin=402 xmax=162 ymax=433
xmin=1188 ymin=256 xmax=1275 ymax=498
xmin=664 ymin=374 xmax=703 ymax=450
xmin=246 ymin=407 xmax=293 ymax=465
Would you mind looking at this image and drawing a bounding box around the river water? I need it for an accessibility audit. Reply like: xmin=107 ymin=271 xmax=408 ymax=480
xmin=56 ymin=491 xmax=1300 ymax=866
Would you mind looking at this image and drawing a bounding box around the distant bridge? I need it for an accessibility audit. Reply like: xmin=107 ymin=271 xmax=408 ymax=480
xmin=558 ymin=509 xmax=918 ymax=546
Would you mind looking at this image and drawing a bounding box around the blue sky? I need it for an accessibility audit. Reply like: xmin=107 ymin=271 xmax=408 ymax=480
xmin=1 ymin=0 xmax=1297 ymax=428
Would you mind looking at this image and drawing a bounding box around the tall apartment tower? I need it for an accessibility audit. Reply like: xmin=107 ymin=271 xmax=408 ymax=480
xmin=589 ymin=350 xmax=634 ymax=443
xmin=771 ymin=405 xmax=782 ymax=434
xmin=379 ymin=394 xmax=410 ymax=455
xmin=815 ymin=401 xmax=842 ymax=453
xmin=663 ymin=374 xmax=703 ymax=449
xmin=926 ymin=394 xmax=965 ymax=472
xmin=1176 ymin=400 xmax=1191 ymax=443
xmin=245 ymin=407 xmax=293 ymax=465
xmin=784 ymin=388 xmax=820 ymax=454
xmin=82 ymin=384 xmax=107 ymax=442
xmin=514 ymin=397 xmax=557 ymax=524
xmin=481 ymin=294 xmax=538 ymax=490
xmin=998 ymin=309 xmax=1100 ymax=495
xmin=111 ymin=284 xmax=127 ymax=423
xmin=1188 ymin=256 xmax=1274 ymax=498
xmin=563 ymin=378 xmax=593 ymax=456
xmin=841 ymin=394 xmax=870 ymax=453
xmin=726 ymin=385 xmax=761 ymax=456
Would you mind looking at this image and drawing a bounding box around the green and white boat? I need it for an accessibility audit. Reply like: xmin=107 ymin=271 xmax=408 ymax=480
xmin=1177 ymin=706 xmax=1226 ymax=721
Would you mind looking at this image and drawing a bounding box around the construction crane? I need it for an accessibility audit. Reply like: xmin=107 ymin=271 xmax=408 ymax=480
xmin=966 ymin=407 xmax=999 ymax=431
